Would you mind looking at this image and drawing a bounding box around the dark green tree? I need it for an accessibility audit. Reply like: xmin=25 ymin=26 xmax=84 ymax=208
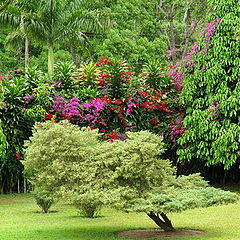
xmin=178 ymin=0 xmax=240 ymax=169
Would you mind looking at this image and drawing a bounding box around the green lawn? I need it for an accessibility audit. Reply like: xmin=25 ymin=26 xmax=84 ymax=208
xmin=0 ymin=193 xmax=239 ymax=240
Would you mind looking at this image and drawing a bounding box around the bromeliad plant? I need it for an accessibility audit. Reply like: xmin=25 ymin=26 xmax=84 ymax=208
xmin=96 ymin=57 xmax=132 ymax=98
xmin=48 ymin=58 xmax=183 ymax=147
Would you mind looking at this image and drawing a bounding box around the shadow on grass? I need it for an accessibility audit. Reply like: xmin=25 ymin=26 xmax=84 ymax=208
xmin=18 ymin=227 xmax=127 ymax=240
xmin=69 ymin=214 xmax=106 ymax=219
xmin=31 ymin=210 xmax=60 ymax=214
xmin=18 ymin=226 xmax=218 ymax=240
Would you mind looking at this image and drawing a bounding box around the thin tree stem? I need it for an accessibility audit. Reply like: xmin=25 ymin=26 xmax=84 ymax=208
xmin=25 ymin=37 xmax=29 ymax=71
xmin=48 ymin=42 xmax=54 ymax=77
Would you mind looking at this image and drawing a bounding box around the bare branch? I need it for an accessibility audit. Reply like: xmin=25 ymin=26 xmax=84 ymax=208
xmin=156 ymin=0 xmax=167 ymax=16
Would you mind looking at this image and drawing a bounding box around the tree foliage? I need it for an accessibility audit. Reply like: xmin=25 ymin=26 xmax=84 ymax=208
xmin=178 ymin=0 xmax=240 ymax=169
xmin=24 ymin=121 xmax=239 ymax=231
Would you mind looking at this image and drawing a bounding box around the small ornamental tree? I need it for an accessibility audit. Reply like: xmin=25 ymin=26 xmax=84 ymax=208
xmin=24 ymin=121 xmax=239 ymax=231
xmin=178 ymin=0 xmax=240 ymax=169
xmin=24 ymin=121 xmax=103 ymax=217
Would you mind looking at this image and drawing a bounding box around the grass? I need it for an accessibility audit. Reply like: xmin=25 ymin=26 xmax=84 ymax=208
xmin=0 ymin=193 xmax=240 ymax=240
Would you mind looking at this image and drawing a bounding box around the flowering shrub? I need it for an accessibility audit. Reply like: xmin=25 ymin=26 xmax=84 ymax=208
xmin=43 ymin=58 xmax=183 ymax=149
xmin=1 ymin=58 xmax=184 ymax=193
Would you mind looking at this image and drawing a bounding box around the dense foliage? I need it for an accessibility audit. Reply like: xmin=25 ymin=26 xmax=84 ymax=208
xmin=24 ymin=121 xmax=239 ymax=231
xmin=0 ymin=57 xmax=182 ymax=192
xmin=178 ymin=0 xmax=240 ymax=169
xmin=0 ymin=0 xmax=240 ymax=195
xmin=0 ymin=0 xmax=207 ymax=73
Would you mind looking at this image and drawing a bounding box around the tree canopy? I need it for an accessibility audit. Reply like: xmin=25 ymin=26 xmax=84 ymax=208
xmin=178 ymin=0 xmax=240 ymax=169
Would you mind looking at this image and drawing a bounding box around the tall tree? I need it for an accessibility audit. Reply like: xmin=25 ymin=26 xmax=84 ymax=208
xmin=0 ymin=0 xmax=39 ymax=71
xmin=178 ymin=0 xmax=240 ymax=169
xmin=32 ymin=0 xmax=110 ymax=76
xmin=156 ymin=0 xmax=207 ymax=63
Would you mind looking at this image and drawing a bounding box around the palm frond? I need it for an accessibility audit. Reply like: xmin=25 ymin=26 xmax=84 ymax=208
xmin=0 ymin=0 xmax=12 ymax=12
xmin=4 ymin=29 xmax=24 ymax=49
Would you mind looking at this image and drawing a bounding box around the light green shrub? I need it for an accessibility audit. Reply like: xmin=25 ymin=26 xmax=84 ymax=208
xmin=24 ymin=120 xmax=102 ymax=216
xmin=33 ymin=188 xmax=56 ymax=214
xmin=24 ymin=121 xmax=239 ymax=231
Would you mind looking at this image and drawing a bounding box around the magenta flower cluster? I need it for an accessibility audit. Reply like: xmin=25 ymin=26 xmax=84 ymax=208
xmin=82 ymin=99 xmax=105 ymax=122
xmin=170 ymin=120 xmax=185 ymax=142
xmin=126 ymin=101 xmax=138 ymax=115
xmin=209 ymin=102 xmax=221 ymax=116
xmin=62 ymin=98 xmax=82 ymax=120
xmin=166 ymin=18 xmax=222 ymax=91
xmin=23 ymin=93 xmax=36 ymax=104
xmin=166 ymin=48 xmax=182 ymax=57
xmin=51 ymin=94 xmax=65 ymax=112
xmin=166 ymin=70 xmax=184 ymax=91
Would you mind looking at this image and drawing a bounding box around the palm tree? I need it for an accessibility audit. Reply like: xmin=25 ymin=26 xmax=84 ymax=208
xmin=0 ymin=0 xmax=39 ymax=71
xmin=1 ymin=0 xmax=111 ymax=76
xmin=4 ymin=15 xmax=30 ymax=70
xmin=31 ymin=0 xmax=111 ymax=76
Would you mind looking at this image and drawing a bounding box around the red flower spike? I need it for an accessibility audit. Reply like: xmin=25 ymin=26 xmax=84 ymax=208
xmin=107 ymin=132 xmax=118 ymax=140
xmin=114 ymin=99 xmax=123 ymax=105
xmin=139 ymin=92 xmax=148 ymax=97
xmin=141 ymin=101 xmax=152 ymax=109
xmin=110 ymin=106 xmax=117 ymax=111
xmin=61 ymin=113 xmax=69 ymax=118
xmin=117 ymin=113 xmax=125 ymax=120
xmin=45 ymin=113 xmax=54 ymax=120
xmin=150 ymin=118 xmax=158 ymax=125
xmin=96 ymin=57 xmax=112 ymax=66
xmin=15 ymin=152 xmax=21 ymax=160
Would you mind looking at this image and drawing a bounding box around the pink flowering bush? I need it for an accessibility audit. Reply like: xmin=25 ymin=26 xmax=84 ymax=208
xmin=44 ymin=58 xmax=183 ymax=148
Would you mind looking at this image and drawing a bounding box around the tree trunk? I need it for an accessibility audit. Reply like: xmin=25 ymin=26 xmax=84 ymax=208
xmin=70 ymin=45 xmax=80 ymax=67
xmin=147 ymin=212 xmax=175 ymax=232
xmin=24 ymin=178 xmax=27 ymax=193
xmin=48 ymin=42 xmax=54 ymax=77
xmin=182 ymin=4 xmax=192 ymax=58
xmin=168 ymin=5 xmax=177 ymax=64
xmin=17 ymin=178 xmax=20 ymax=193
xmin=25 ymin=37 xmax=29 ymax=71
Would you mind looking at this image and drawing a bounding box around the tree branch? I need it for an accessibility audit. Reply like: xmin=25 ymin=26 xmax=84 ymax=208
xmin=156 ymin=0 xmax=167 ymax=16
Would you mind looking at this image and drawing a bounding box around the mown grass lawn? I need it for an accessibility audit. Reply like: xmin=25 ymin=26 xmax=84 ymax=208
xmin=0 ymin=193 xmax=239 ymax=240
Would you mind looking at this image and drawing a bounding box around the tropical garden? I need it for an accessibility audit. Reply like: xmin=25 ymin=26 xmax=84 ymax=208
xmin=0 ymin=0 xmax=240 ymax=239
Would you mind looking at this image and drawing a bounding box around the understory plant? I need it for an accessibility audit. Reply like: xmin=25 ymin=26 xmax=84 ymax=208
xmin=24 ymin=121 xmax=239 ymax=231
xmin=34 ymin=188 xmax=56 ymax=214
xmin=70 ymin=194 xmax=102 ymax=218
